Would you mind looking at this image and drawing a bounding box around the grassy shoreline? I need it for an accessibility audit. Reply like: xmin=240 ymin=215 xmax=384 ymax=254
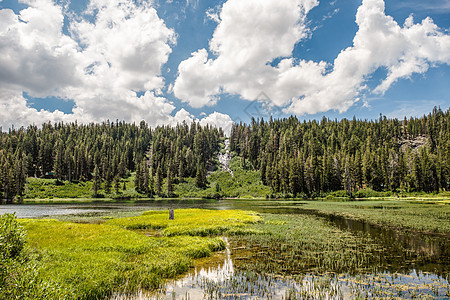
xmin=12 ymin=195 xmax=450 ymax=236
xmin=2 ymin=209 xmax=260 ymax=299
xmin=294 ymin=200 xmax=450 ymax=236
xmin=18 ymin=158 xmax=450 ymax=202
xmin=17 ymin=193 xmax=450 ymax=204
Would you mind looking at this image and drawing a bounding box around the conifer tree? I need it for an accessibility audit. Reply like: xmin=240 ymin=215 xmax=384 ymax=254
xmin=114 ymin=175 xmax=120 ymax=194
xmin=195 ymin=163 xmax=206 ymax=188
xmin=155 ymin=165 xmax=163 ymax=196
xmin=92 ymin=165 xmax=100 ymax=198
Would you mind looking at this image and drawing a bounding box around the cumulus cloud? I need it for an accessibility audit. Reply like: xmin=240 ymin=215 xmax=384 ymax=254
xmin=167 ymin=109 xmax=233 ymax=136
xmin=174 ymin=0 xmax=450 ymax=116
xmin=0 ymin=2 xmax=81 ymax=96
xmin=0 ymin=0 xmax=177 ymax=129
xmin=205 ymin=7 xmax=220 ymax=23
xmin=173 ymin=0 xmax=319 ymax=108
xmin=0 ymin=89 xmax=72 ymax=130
xmin=71 ymin=0 xmax=175 ymax=93
xmin=169 ymin=108 xmax=195 ymax=127
xmin=289 ymin=0 xmax=450 ymax=115
xmin=199 ymin=111 xmax=234 ymax=136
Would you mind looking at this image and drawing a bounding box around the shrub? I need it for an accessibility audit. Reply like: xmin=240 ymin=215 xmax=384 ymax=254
xmin=0 ymin=213 xmax=26 ymax=259
xmin=0 ymin=214 xmax=64 ymax=299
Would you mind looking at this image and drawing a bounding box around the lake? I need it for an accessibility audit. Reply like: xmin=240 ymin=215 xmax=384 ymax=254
xmin=2 ymin=199 xmax=449 ymax=299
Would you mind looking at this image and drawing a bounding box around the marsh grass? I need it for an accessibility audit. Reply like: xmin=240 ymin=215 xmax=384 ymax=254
xmin=194 ymin=271 xmax=449 ymax=299
xmin=299 ymin=200 xmax=450 ymax=235
xmin=15 ymin=209 xmax=259 ymax=299
xmin=14 ymin=209 xmax=260 ymax=299
xmin=105 ymin=209 xmax=262 ymax=236
xmin=232 ymin=214 xmax=386 ymax=276
xmin=201 ymin=213 xmax=449 ymax=299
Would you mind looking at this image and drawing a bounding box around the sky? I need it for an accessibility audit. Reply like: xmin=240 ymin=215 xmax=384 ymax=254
xmin=0 ymin=0 xmax=449 ymax=134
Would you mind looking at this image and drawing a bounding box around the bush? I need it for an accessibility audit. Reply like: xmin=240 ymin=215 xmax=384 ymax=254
xmin=0 ymin=213 xmax=26 ymax=259
xmin=0 ymin=214 xmax=64 ymax=299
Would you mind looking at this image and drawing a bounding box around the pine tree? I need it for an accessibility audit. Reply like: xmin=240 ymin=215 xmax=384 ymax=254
xmin=142 ymin=161 xmax=149 ymax=195
xmin=155 ymin=165 xmax=163 ymax=196
xmin=114 ymin=175 xmax=120 ymax=194
xmin=104 ymin=168 xmax=112 ymax=194
xmin=167 ymin=166 xmax=173 ymax=197
xmin=134 ymin=162 xmax=142 ymax=193
xmin=195 ymin=163 xmax=206 ymax=188
xmin=92 ymin=165 xmax=100 ymax=198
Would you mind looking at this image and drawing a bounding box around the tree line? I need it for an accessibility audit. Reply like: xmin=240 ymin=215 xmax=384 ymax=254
xmin=1 ymin=107 xmax=448 ymax=200
xmin=230 ymin=107 xmax=449 ymax=197
xmin=0 ymin=120 xmax=223 ymax=200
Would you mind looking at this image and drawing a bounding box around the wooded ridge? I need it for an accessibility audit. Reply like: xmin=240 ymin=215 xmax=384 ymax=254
xmin=0 ymin=107 xmax=448 ymax=200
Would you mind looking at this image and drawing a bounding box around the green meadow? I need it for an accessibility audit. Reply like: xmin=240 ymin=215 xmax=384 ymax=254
xmin=1 ymin=209 xmax=259 ymax=299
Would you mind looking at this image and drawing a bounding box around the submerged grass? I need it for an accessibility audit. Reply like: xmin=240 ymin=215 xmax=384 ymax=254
xmin=232 ymin=214 xmax=385 ymax=276
xmin=17 ymin=209 xmax=258 ymax=299
xmin=223 ymin=213 xmax=449 ymax=299
xmin=299 ymin=200 xmax=450 ymax=235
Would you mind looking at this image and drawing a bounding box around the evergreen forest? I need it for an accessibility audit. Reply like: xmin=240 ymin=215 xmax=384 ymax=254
xmin=0 ymin=107 xmax=449 ymax=201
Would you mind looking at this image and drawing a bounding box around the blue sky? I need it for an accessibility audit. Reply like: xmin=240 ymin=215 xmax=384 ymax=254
xmin=0 ymin=0 xmax=449 ymax=131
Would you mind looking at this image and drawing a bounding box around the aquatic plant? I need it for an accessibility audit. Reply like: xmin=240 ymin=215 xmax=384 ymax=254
xmin=232 ymin=214 xmax=387 ymax=276
xmin=299 ymin=200 xmax=450 ymax=234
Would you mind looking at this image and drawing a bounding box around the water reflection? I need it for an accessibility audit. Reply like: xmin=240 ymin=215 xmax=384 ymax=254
xmin=156 ymin=237 xmax=235 ymax=299
xmin=114 ymin=238 xmax=449 ymax=299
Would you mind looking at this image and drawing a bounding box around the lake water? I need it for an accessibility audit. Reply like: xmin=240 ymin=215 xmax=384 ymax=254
xmin=2 ymin=199 xmax=449 ymax=299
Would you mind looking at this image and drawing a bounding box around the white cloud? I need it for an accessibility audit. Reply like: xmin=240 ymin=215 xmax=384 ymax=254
xmin=173 ymin=0 xmax=319 ymax=108
xmin=0 ymin=2 xmax=81 ymax=96
xmin=0 ymin=89 xmax=73 ymax=130
xmin=167 ymin=109 xmax=234 ymax=136
xmin=287 ymin=0 xmax=450 ymax=115
xmin=0 ymin=0 xmax=177 ymax=129
xmin=174 ymin=0 xmax=450 ymax=116
xmin=0 ymin=0 xmax=237 ymax=133
xmin=72 ymin=0 xmax=175 ymax=93
xmin=199 ymin=111 xmax=234 ymax=136
xmin=205 ymin=7 xmax=220 ymax=23
xmin=169 ymin=108 xmax=194 ymax=127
